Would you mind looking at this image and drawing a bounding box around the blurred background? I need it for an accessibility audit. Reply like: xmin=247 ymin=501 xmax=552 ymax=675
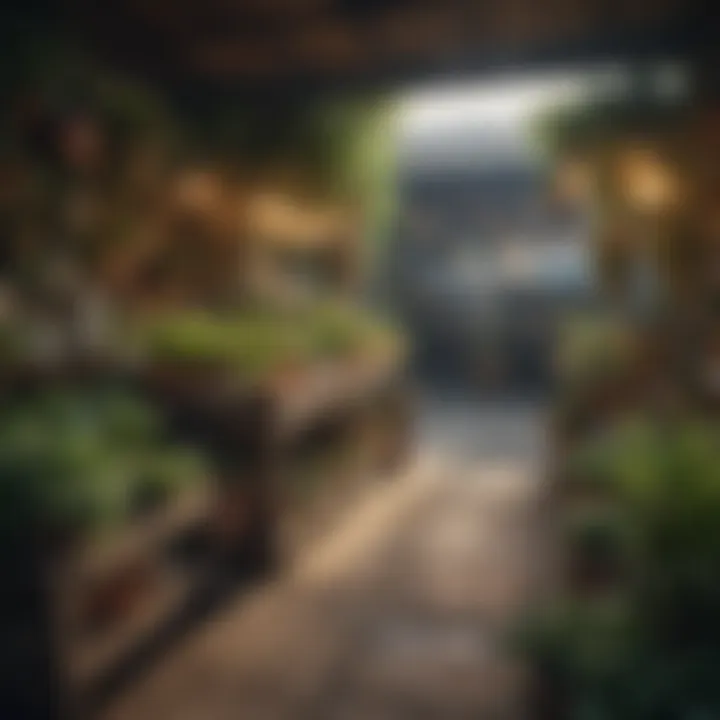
xmin=1 ymin=1 xmax=718 ymax=719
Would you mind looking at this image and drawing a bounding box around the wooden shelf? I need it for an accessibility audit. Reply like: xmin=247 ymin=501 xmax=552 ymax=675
xmin=69 ymin=486 xmax=213 ymax=579
xmin=67 ymin=567 xmax=198 ymax=691
xmin=144 ymin=349 xmax=404 ymax=443
xmin=272 ymin=352 xmax=400 ymax=440
xmin=46 ymin=486 xmax=215 ymax=696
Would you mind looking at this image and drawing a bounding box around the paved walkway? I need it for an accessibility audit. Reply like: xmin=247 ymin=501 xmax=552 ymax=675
xmin=103 ymin=405 xmax=542 ymax=720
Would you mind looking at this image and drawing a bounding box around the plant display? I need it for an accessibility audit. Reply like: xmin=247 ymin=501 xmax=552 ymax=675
xmin=555 ymin=315 xmax=637 ymax=390
xmin=304 ymin=302 xmax=402 ymax=360
xmin=0 ymin=27 xmax=410 ymax=717
xmin=0 ymin=387 xmax=208 ymax=541
xmin=133 ymin=304 xmax=403 ymax=384
xmin=134 ymin=310 xmax=307 ymax=380
xmin=552 ymin=313 xmax=646 ymax=450
xmin=519 ymin=595 xmax=636 ymax=703
xmin=529 ymin=418 xmax=720 ymax=718
xmin=528 ymin=69 xmax=720 ymax=720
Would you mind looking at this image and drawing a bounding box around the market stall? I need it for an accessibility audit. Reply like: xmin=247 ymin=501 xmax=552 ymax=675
xmin=0 ymin=48 xmax=409 ymax=718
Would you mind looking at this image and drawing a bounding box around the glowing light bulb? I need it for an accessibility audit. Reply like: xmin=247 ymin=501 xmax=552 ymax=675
xmin=619 ymin=148 xmax=680 ymax=213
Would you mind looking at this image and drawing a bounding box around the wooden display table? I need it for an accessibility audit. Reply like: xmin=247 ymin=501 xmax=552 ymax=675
xmin=1 ymin=350 xmax=413 ymax=720
xmin=145 ymin=349 xmax=413 ymax=574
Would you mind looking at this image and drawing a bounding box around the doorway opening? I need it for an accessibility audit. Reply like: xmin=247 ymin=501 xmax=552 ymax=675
xmin=387 ymin=64 xmax=688 ymax=398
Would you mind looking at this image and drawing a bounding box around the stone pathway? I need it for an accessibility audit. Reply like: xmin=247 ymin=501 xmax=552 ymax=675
xmin=103 ymin=406 xmax=541 ymax=720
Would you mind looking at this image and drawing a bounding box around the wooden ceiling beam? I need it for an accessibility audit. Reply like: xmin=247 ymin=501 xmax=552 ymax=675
xmin=66 ymin=0 xmax=696 ymax=89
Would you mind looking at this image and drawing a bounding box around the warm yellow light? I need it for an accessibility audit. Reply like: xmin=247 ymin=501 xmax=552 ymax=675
xmin=247 ymin=192 xmax=349 ymax=247
xmin=618 ymin=148 xmax=680 ymax=213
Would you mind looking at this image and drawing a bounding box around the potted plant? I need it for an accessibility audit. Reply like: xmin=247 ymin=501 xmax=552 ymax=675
xmin=0 ymin=386 xmax=208 ymax=548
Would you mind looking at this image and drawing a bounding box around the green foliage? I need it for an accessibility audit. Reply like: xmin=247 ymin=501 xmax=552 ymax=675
xmin=530 ymin=418 xmax=720 ymax=717
xmin=1 ymin=37 xmax=175 ymax=167
xmin=195 ymin=95 xmax=398 ymax=270
xmin=305 ymin=302 xmax=401 ymax=359
xmin=136 ymin=310 xmax=310 ymax=379
xmin=563 ymin=504 xmax=635 ymax=571
xmin=132 ymin=448 xmax=206 ymax=512
xmin=556 ymin=315 xmax=636 ymax=391
xmin=135 ymin=304 xmax=402 ymax=379
xmin=0 ymin=318 xmax=25 ymax=362
xmin=0 ymin=387 xmax=208 ymax=538
xmin=565 ymin=418 xmax=720 ymax=595
xmin=524 ymin=598 xmax=720 ymax=717
xmin=554 ymin=315 xmax=641 ymax=436
xmin=3 ymin=31 xmax=398 ymax=293
xmin=523 ymin=597 xmax=720 ymax=719
xmin=519 ymin=595 xmax=636 ymax=687
xmin=307 ymin=97 xmax=399 ymax=263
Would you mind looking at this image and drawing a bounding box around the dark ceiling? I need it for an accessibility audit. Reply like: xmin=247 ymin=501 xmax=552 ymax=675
xmin=57 ymin=0 xmax=715 ymax=94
